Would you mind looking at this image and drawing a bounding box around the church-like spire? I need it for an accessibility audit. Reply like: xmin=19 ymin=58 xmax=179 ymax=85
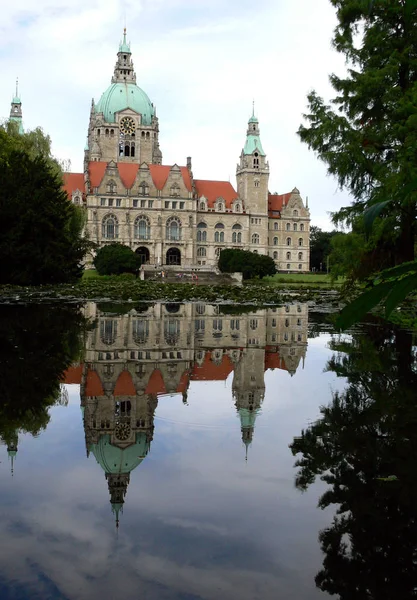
xmin=112 ymin=28 xmax=136 ymax=84
xmin=10 ymin=78 xmax=24 ymax=134
xmin=243 ymin=107 xmax=265 ymax=156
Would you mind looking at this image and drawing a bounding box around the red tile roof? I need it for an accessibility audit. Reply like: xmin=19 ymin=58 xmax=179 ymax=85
xmin=194 ymin=180 xmax=238 ymax=209
xmin=87 ymin=162 xmax=192 ymax=192
xmin=63 ymin=173 xmax=84 ymax=198
xmin=264 ymin=348 xmax=287 ymax=371
xmin=114 ymin=370 xmax=136 ymax=396
xmin=62 ymin=364 xmax=83 ymax=384
xmin=191 ymin=352 xmax=234 ymax=381
xmin=268 ymin=192 xmax=292 ymax=217
xmin=85 ymin=369 xmax=104 ymax=396
xmin=145 ymin=369 xmax=167 ymax=395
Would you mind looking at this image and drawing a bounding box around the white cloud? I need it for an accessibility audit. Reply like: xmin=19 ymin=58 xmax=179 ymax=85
xmin=1 ymin=0 xmax=353 ymax=230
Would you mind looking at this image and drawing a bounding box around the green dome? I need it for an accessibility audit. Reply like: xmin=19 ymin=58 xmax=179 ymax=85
xmin=95 ymin=82 xmax=154 ymax=125
xmin=90 ymin=433 xmax=149 ymax=474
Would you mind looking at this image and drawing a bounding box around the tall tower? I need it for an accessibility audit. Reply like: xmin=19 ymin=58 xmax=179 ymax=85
xmin=236 ymin=107 xmax=269 ymax=216
xmin=9 ymin=79 xmax=24 ymax=134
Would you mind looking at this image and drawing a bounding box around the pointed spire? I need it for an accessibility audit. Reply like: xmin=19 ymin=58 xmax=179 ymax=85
xmin=7 ymin=436 xmax=18 ymax=477
xmin=15 ymin=78 xmax=19 ymax=101
xmin=119 ymin=27 xmax=131 ymax=53
xmin=252 ymin=99 xmax=255 ymax=118
xmin=10 ymin=78 xmax=23 ymax=133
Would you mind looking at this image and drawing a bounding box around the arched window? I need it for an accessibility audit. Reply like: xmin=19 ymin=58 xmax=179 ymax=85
xmin=298 ymin=238 xmax=303 ymax=246
xmin=298 ymin=263 xmax=302 ymax=270
xmin=166 ymin=217 xmax=182 ymax=241
xmin=286 ymin=251 xmax=291 ymax=260
xmin=273 ymin=251 xmax=278 ymax=259
xmin=274 ymin=222 xmax=278 ymax=230
xmin=286 ymin=237 xmax=291 ymax=246
xmin=139 ymin=181 xmax=149 ymax=196
xmin=300 ymin=223 xmax=304 ymax=231
xmin=253 ymin=152 xmax=259 ymax=168
xmin=197 ymin=247 xmax=206 ymax=257
xmin=100 ymin=319 xmax=117 ymax=345
xmin=293 ymin=223 xmax=298 ymax=231
xmin=298 ymin=252 xmax=303 ymax=260
xmin=216 ymin=199 xmax=224 ymax=212
xmin=286 ymin=264 xmax=290 ymax=270
xmin=232 ymin=223 xmax=242 ymax=244
xmin=199 ymin=201 xmax=206 ymax=211
xmin=214 ymin=222 xmax=225 ymax=243
xmin=234 ymin=203 xmax=241 ymax=212
xmin=132 ymin=319 xmax=149 ymax=344
xmin=105 ymin=129 xmax=109 ymax=137
xmin=102 ymin=215 xmax=119 ymax=239
xmin=134 ymin=215 xmax=150 ymax=240
xmin=286 ymin=223 xmax=291 ymax=231
xmin=106 ymin=180 xmax=116 ymax=194
xmin=273 ymin=237 xmax=278 ymax=246
xmin=252 ymin=233 xmax=260 ymax=244
xmin=293 ymin=209 xmax=298 ymax=217
xmin=170 ymin=184 xmax=180 ymax=197
xmin=197 ymin=222 xmax=207 ymax=242
xmin=254 ymin=180 xmax=260 ymax=188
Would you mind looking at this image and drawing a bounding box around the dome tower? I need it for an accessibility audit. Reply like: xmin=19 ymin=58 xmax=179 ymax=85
xmin=87 ymin=29 xmax=162 ymax=165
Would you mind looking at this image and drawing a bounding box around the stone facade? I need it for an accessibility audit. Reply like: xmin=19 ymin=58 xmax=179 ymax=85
xmin=61 ymin=30 xmax=311 ymax=271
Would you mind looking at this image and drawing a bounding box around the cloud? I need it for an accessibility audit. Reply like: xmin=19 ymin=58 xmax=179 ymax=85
xmin=1 ymin=0 xmax=352 ymax=230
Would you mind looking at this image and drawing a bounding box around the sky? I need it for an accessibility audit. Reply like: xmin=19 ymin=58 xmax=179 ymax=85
xmin=0 ymin=0 xmax=353 ymax=231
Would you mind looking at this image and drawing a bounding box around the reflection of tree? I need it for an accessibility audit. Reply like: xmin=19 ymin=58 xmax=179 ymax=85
xmin=290 ymin=322 xmax=417 ymax=599
xmin=0 ymin=305 xmax=85 ymax=449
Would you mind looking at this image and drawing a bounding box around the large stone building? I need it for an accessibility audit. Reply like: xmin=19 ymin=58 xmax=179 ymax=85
xmin=63 ymin=29 xmax=311 ymax=271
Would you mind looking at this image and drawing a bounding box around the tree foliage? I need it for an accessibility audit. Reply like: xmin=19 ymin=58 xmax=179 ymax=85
xmin=290 ymin=323 xmax=417 ymax=598
xmin=309 ymin=226 xmax=339 ymax=271
xmin=218 ymin=248 xmax=276 ymax=280
xmin=299 ymin=0 xmax=417 ymax=271
xmin=94 ymin=242 xmax=141 ymax=276
xmin=0 ymin=130 xmax=91 ymax=285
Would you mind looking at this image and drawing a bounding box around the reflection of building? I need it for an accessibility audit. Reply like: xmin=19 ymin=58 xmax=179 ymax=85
xmin=61 ymin=30 xmax=310 ymax=271
xmin=74 ymin=302 xmax=308 ymax=524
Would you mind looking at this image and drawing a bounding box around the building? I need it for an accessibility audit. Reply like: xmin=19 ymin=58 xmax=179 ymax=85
xmin=62 ymin=29 xmax=311 ymax=271
xmin=72 ymin=301 xmax=308 ymax=524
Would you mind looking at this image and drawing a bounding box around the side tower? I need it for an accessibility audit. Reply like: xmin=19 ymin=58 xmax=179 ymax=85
xmin=236 ymin=109 xmax=269 ymax=252
xmin=9 ymin=79 xmax=24 ymax=134
xmin=86 ymin=29 xmax=162 ymax=165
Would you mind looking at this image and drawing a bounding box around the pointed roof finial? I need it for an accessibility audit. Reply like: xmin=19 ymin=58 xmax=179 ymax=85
xmin=16 ymin=78 xmax=19 ymax=99
xmin=252 ymin=99 xmax=255 ymax=118
xmin=119 ymin=27 xmax=131 ymax=53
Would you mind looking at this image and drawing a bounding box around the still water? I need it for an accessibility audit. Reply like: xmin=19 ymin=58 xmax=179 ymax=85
xmin=0 ymin=301 xmax=416 ymax=600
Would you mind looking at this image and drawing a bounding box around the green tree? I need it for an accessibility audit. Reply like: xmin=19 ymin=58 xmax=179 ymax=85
xmin=299 ymin=0 xmax=417 ymax=273
xmin=218 ymin=248 xmax=276 ymax=280
xmin=0 ymin=133 xmax=89 ymax=285
xmin=290 ymin=323 xmax=417 ymax=599
xmin=309 ymin=226 xmax=339 ymax=271
xmin=94 ymin=242 xmax=141 ymax=276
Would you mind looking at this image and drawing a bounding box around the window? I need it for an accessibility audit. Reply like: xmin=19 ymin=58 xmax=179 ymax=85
xmin=214 ymin=222 xmax=225 ymax=243
xmin=250 ymin=319 xmax=258 ymax=330
xmin=272 ymin=318 xmax=277 ymax=327
xmin=286 ymin=251 xmax=291 ymax=260
xmin=273 ymin=251 xmax=278 ymax=259
xmin=164 ymin=319 xmax=180 ymax=345
xmin=274 ymin=222 xmax=278 ymax=230
xmin=286 ymin=237 xmax=291 ymax=246
xmin=100 ymin=198 xmax=106 ymax=206
xmin=116 ymin=199 xmax=121 ymax=207
xmin=297 ymin=318 xmax=301 ymax=326
xmin=286 ymin=223 xmax=291 ymax=231
xmin=298 ymin=238 xmax=303 ymax=246
xmin=148 ymin=200 xmax=153 ymax=208
xmin=287 ymin=263 xmax=290 ymax=269
xmin=165 ymin=201 xmax=170 ymax=209
xmin=230 ymin=319 xmax=240 ymax=330
xmin=216 ymin=200 xmax=224 ymax=212
xmin=133 ymin=200 xmax=138 ymax=208
xmin=166 ymin=216 xmax=181 ymax=241
xmin=102 ymin=215 xmax=118 ymax=239
xmin=197 ymin=247 xmax=206 ymax=257
xmin=293 ymin=209 xmax=298 ymax=217
xmin=170 ymin=184 xmax=180 ymax=197
xmin=252 ymin=233 xmax=260 ymax=244
xmin=139 ymin=181 xmax=149 ymax=196
xmin=300 ymin=223 xmax=304 ymax=231
xmin=141 ymin=199 xmax=146 ymax=208
xmin=197 ymin=222 xmax=207 ymax=242
xmin=293 ymin=223 xmax=297 ymax=231
xmin=199 ymin=201 xmax=206 ymax=211
xmin=108 ymin=198 xmax=113 ymax=207
xmin=285 ymin=318 xmax=290 ymax=327
xmin=298 ymin=252 xmax=303 ymax=260
xmin=232 ymin=223 xmax=242 ymax=243
xmin=180 ymin=202 xmax=185 ymax=209
xmin=100 ymin=319 xmax=117 ymax=345
xmin=172 ymin=201 xmax=177 ymax=209
xmin=253 ymin=152 xmax=259 ymax=168
xmin=195 ymin=319 xmax=205 ymax=333
xmin=235 ymin=203 xmax=241 ymax=212
xmin=299 ymin=263 xmax=302 ymax=270
xmin=213 ymin=319 xmax=223 ymax=331
xmin=106 ymin=180 xmax=116 ymax=194
xmin=254 ymin=180 xmax=260 ymax=187
xmin=196 ymin=303 xmax=205 ymax=315
xmin=134 ymin=215 xmax=150 ymax=240
xmin=132 ymin=319 xmax=149 ymax=344
xmin=273 ymin=237 xmax=278 ymax=246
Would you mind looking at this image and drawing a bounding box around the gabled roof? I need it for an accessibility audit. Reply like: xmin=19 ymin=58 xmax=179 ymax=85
xmin=62 ymin=364 xmax=83 ymax=384
xmin=145 ymin=369 xmax=166 ymax=395
xmin=88 ymin=162 xmax=192 ymax=192
xmin=114 ymin=370 xmax=136 ymax=396
xmin=268 ymin=192 xmax=292 ymax=217
xmin=63 ymin=173 xmax=85 ymax=198
xmin=85 ymin=369 xmax=105 ymax=396
xmin=191 ymin=352 xmax=234 ymax=381
xmin=265 ymin=348 xmax=287 ymax=371
xmin=194 ymin=180 xmax=238 ymax=209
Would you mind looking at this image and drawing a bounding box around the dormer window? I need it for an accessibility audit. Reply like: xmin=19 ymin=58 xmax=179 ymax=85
xmin=216 ymin=198 xmax=224 ymax=212
xmin=139 ymin=181 xmax=149 ymax=196
xmin=170 ymin=184 xmax=180 ymax=197
xmin=107 ymin=180 xmax=116 ymax=194
xmin=234 ymin=202 xmax=241 ymax=212
xmin=199 ymin=201 xmax=206 ymax=211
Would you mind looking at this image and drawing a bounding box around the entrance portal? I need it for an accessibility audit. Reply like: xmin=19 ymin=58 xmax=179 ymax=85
xmin=135 ymin=246 xmax=150 ymax=265
xmin=166 ymin=247 xmax=181 ymax=266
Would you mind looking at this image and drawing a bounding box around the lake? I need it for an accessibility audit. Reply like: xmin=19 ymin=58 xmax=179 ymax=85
xmin=0 ymin=301 xmax=416 ymax=600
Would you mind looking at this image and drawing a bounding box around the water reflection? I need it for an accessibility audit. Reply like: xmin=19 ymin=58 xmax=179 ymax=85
xmin=77 ymin=302 xmax=308 ymax=525
xmin=291 ymin=321 xmax=417 ymax=599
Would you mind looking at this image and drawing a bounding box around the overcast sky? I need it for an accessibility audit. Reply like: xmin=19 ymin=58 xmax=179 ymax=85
xmin=0 ymin=0 xmax=353 ymax=230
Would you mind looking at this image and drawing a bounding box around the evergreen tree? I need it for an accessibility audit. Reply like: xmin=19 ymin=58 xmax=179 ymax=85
xmin=299 ymin=0 xmax=417 ymax=272
xmin=94 ymin=242 xmax=141 ymax=276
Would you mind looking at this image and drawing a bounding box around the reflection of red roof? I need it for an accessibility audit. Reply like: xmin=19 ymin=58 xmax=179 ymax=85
xmin=62 ymin=364 xmax=83 ymax=384
xmin=114 ymin=370 xmax=136 ymax=396
xmin=63 ymin=173 xmax=84 ymax=198
xmin=264 ymin=348 xmax=287 ymax=371
xmin=87 ymin=162 xmax=192 ymax=192
xmin=268 ymin=192 xmax=292 ymax=218
xmin=191 ymin=352 xmax=234 ymax=381
xmin=85 ymin=369 xmax=104 ymax=396
xmin=194 ymin=180 xmax=238 ymax=209
xmin=146 ymin=369 xmax=167 ymax=395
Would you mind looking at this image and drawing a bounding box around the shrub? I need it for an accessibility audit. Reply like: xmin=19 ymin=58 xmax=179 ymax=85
xmin=94 ymin=243 xmax=141 ymax=276
xmin=218 ymin=248 xmax=276 ymax=280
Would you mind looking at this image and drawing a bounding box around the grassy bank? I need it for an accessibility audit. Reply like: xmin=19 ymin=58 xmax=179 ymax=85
xmin=263 ymin=273 xmax=344 ymax=284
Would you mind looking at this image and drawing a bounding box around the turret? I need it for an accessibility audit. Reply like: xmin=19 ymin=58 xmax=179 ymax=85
xmin=9 ymin=78 xmax=24 ymax=134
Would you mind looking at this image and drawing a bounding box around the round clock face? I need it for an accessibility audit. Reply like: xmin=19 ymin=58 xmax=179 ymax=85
xmin=120 ymin=116 xmax=136 ymax=134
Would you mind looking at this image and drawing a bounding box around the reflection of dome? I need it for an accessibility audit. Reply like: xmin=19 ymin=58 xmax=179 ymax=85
xmin=95 ymin=83 xmax=154 ymax=125
xmin=90 ymin=432 xmax=149 ymax=474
